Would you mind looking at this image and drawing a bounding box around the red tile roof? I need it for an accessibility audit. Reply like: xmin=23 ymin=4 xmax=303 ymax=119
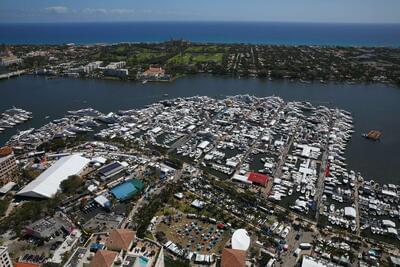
xmin=144 ymin=67 xmax=165 ymax=75
xmin=221 ymin=248 xmax=246 ymax=267
xmin=90 ymin=250 xmax=118 ymax=267
xmin=248 ymin=172 xmax=268 ymax=186
xmin=14 ymin=263 xmax=41 ymax=267
xmin=106 ymin=229 xmax=135 ymax=251
xmin=0 ymin=146 xmax=13 ymax=157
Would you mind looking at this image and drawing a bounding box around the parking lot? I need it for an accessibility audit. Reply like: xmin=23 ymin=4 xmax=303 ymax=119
xmin=156 ymin=215 xmax=230 ymax=254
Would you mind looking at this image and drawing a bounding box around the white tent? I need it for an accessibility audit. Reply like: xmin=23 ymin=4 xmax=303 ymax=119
xmin=94 ymin=195 xmax=111 ymax=208
xmin=17 ymin=155 xmax=90 ymax=198
xmin=0 ymin=181 xmax=16 ymax=194
xmin=232 ymin=174 xmax=251 ymax=184
xmin=344 ymin=207 xmax=356 ymax=219
xmin=232 ymin=229 xmax=250 ymax=251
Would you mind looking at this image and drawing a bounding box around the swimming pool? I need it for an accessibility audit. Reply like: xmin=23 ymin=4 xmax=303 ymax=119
xmin=136 ymin=256 xmax=149 ymax=267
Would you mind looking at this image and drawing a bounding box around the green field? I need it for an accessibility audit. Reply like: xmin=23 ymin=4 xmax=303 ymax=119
xmin=185 ymin=45 xmax=230 ymax=53
xmin=167 ymin=53 xmax=223 ymax=65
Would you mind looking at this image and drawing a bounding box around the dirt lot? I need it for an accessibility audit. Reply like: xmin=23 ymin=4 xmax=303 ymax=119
xmin=156 ymin=216 xmax=230 ymax=254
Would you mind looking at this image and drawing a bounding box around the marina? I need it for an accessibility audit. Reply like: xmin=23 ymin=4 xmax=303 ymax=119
xmin=1 ymin=3 xmax=400 ymax=266
xmin=3 ymin=94 xmax=399 ymax=245
xmin=1 ymin=75 xmax=400 ymax=184
xmin=0 ymin=107 xmax=32 ymax=133
xmin=0 ymin=83 xmax=399 ymax=266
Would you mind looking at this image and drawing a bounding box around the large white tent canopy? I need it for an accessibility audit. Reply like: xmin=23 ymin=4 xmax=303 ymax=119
xmin=17 ymin=154 xmax=90 ymax=198
xmin=232 ymin=229 xmax=250 ymax=251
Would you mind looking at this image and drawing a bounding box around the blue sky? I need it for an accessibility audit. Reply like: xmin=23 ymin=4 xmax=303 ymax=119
xmin=1 ymin=0 xmax=400 ymax=23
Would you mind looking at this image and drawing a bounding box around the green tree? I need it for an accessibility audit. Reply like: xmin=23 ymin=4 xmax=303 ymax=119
xmin=60 ymin=175 xmax=83 ymax=195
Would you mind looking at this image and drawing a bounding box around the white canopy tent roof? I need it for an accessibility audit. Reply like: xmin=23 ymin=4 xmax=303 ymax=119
xmin=344 ymin=207 xmax=356 ymax=218
xmin=232 ymin=229 xmax=250 ymax=251
xmin=17 ymin=154 xmax=90 ymax=198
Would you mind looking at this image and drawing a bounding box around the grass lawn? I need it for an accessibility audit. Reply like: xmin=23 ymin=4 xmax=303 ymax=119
xmin=185 ymin=45 xmax=230 ymax=53
xmin=127 ymin=50 xmax=168 ymax=65
xmin=168 ymin=53 xmax=223 ymax=65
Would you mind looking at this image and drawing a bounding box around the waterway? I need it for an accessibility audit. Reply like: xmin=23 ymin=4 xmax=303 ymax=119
xmin=0 ymin=75 xmax=399 ymax=184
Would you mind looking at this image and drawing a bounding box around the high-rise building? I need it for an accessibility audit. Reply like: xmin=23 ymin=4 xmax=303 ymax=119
xmin=0 ymin=147 xmax=17 ymax=183
xmin=0 ymin=246 xmax=13 ymax=267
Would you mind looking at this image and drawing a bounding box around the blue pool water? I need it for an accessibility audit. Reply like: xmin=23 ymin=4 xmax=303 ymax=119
xmin=137 ymin=256 xmax=149 ymax=267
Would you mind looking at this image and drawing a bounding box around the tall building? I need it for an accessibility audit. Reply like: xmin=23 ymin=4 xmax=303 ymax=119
xmin=0 ymin=48 xmax=22 ymax=66
xmin=0 ymin=246 xmax=13 ymax=267
xmin=0 ymin=146 xmax=17 ymax=184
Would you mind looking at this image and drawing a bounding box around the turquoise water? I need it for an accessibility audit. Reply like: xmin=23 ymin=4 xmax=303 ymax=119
xmin=110 ymin=179 xmax=144 ymax=201
xmin=137 ymin=256 xmax=149 ymax=267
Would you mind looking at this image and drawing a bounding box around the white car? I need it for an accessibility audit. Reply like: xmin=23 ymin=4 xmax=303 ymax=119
xmin=281 ymin=226 xmax=291 ymax=238
xmin=270 ymin=222 xmax=279 ymax=232
xmin=275 ymin=224 xmax=284 ymax=235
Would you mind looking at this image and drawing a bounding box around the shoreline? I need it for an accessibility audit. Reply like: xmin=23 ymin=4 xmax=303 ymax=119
xmin=1 ymin=75 xmax=400 ymax=185
xmin=8 ymin=73 xmax=398 ymax=88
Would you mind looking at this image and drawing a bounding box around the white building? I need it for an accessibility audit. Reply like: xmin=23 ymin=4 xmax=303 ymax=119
xmin=301 ymin=256 xmax=339 ymax=267
xmin=105 ymin=61 xmax=126 ymax=69
xmin=0 ymin=246 xmax=13 ymax=267
xmin=85 ymin=61 xmax=103 ymax=72
xmin=17 ymin=155 xmax=90 ymax=198
xmin=231 ymin=229 xmax=250 ymax=251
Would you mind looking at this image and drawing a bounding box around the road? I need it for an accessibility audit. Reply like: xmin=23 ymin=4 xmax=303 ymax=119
xmin=272 ymin=119 xmax=301 ymax=183
xmin=315 ymin=114 xmax=333 ymax=222
xmin=276 ymin=230 xmax=314 ymax=267
xmin=123 ymin=168 xmax=183 ymax=228
xmin=167 ymin=110 xmax=215 ymax=155
xmin=354 ymin=174 xmax=361 ymax=236
xmin=315 ymin=150 xmax=328 ymax=222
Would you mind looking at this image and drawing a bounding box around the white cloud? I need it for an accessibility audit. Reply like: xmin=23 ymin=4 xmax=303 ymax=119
xmin=82 ymin=8 xmax=136 ymax=16
xmin=82 ymin=8 xmax=108 ymax=15
xmin=109 ymin=9 xmax=136 ymax=15
xmin=45 ymin=6 xmax=69 ymax=14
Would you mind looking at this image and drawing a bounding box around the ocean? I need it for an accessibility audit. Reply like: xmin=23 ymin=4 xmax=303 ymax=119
xmin=0 ymin=21 xmax=400 ymax=46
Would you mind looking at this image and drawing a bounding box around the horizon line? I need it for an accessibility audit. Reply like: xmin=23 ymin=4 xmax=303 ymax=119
xmin=1 ymin=20 xmax=400 ymax=25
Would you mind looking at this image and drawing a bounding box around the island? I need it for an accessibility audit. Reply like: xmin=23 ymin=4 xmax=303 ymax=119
xmin=1 ymin=40 xmax=400 ymax=86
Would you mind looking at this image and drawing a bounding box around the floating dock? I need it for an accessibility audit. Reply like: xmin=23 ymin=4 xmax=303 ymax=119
xmin=362 ymin=130 xmax=382 ymax=141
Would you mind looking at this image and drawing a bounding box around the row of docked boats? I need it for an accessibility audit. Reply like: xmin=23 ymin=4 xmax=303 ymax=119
xmin=271 ymin=104 xmax=333 ymax=212
xmin=0 ymin=107 xmax=32 ymax=133
xmin=6 ymin=108 xmax=105 ymax=150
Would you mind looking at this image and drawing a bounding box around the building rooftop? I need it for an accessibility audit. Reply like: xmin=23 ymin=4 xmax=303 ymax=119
xmin=144 ymin=67 xmax=165 ymax=76
xmin=110 ymin=179 xmax=144 ymax=201
xmin=0 ymin=146 xmax=13 ymax=157
xmin=14 ymin=263 xmax=41 ymax=267
xmin=17 ymin=154 xmax=90 ymax=198
xmin=231 ymin=229 xmax=250 ymax=251
xmin=105 ymin=229 xmax=135 ymax=251
xmin=90 ymin=250 xmax=118 ymax=267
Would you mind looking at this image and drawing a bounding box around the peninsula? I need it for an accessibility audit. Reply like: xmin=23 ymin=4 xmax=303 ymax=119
xmin=2 ymin=41 xmax=400 ymax=86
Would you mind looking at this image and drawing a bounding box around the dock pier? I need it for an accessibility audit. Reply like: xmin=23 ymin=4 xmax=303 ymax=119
xmin=0 ymin=70 xmax=26 ymax=80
